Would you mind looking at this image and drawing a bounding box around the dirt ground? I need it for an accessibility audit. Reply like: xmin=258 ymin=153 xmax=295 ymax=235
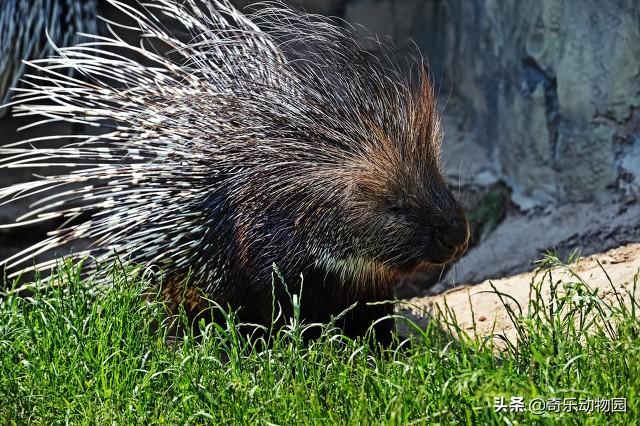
xmin=398 ymin=243 xmax=640 ymax=346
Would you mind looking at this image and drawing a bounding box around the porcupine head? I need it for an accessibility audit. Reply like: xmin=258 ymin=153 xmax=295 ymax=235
xmin=0 ymin=0 xmax=469 ymax=336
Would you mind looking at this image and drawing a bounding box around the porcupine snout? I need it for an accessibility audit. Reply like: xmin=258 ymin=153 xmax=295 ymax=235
xmin=431 ymin=208 xmax=469 ymax=263
xmin=408 ymin=180 xmax=470 ymax=267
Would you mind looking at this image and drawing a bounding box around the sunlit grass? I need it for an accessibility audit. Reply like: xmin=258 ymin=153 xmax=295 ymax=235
xmin=0 ymin=256 xmax=638 ymax=424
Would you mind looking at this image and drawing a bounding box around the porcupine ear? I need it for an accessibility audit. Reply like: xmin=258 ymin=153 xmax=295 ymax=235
xmin=0 ymin=0 xmax=293 ymax=281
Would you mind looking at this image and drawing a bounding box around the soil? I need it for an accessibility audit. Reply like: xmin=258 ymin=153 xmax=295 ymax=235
xmin=398 ymin=243 xmax=640 ymax=347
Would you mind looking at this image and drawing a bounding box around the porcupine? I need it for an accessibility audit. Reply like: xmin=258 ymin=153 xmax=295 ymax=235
xmin=0 ymin=0 xmax=470 ymax=344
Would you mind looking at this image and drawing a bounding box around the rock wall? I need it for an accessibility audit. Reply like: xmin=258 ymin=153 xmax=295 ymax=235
xmin=438 ymin=0 xmax=640 ymax=208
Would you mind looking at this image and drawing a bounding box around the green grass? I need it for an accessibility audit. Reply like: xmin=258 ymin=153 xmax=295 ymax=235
xmin=0 ymin=256 xmax=638 ymax=425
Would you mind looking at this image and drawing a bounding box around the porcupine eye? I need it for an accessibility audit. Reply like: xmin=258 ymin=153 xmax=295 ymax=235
xmin=388 ymin=200 xmax=410 ymax=218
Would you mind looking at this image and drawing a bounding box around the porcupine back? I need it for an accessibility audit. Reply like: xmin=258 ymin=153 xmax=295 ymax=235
xmin=0 ymin=0 xmax=469 ymax=342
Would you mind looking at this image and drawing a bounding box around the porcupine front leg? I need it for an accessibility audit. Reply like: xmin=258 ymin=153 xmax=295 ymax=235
xmin=337 ymin=286 xmax=395 ymax=347
xmin=296 ymin=269 xmax=395 ymax=346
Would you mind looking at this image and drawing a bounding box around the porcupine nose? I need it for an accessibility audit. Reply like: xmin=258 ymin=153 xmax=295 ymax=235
xmin=436 ymin=214 xmax=469 ymax=249
xmin=431 ymin=211 xmax=470 ymax=263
